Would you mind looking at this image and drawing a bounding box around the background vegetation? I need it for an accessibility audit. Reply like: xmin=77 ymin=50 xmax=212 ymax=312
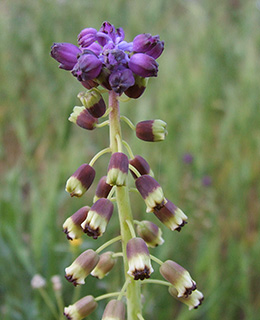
xmin=1 ymin=0 xmax=260 ymax=319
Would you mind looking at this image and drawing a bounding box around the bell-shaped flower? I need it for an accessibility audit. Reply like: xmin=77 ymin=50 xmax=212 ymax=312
xmin=65 ymin=164 xmax=95 ymax=197
xmin=91 ymin=251 xmax=116 ymax=279
xmin=93 ymin=176 xmax=113 ymax=202
xmin=65 ymin=249 xmax=99 ymax=286
xmin=136 ymin=120 xmax=167 ymax=142
xmin=129 ymin=53 xmax=158 ymax=77
xmin=63 ymin=206 xmax=90 ymax=240
xmin=153 ymin=198 xmax=188 ymax=231
xmin=168 ymin=287 xmax=204 ymax=310
xmin=106 ymin=152 xmax=129 ymax=186
xmin=50 ymin=42 xmax=81 ymax=70
xmin=81 ymin=198 xmax=114 ymax=239
xmin=135 ymin=175 xmax=165 ymax=212
xmin=77 ymin=88 xmax=106 ymax=118
xmin=160 ymin=260 xmax=197 ymax=298
xmin=136 ymin=220 xmax=164 ymax=248
xmin=129 ymin=155 xmax=153 ymax=179
xmin=69 ymin=106 xmax=98 ymax=130
xmin=127 ymin=237 xmax=153 ymax=280
xmin=64 ymin=295 xmax=97 ymax=320
xmin=102 ymin=300 xmax=125 ymax=320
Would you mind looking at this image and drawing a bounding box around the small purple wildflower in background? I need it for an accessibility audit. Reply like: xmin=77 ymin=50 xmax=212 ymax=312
xmin=51 ymin=21 xmax=164 ymax=96
xmin=201 ymin=175 xmax=212 ymax=187
xmin=182 ymin=153 xmax=194 ymax=164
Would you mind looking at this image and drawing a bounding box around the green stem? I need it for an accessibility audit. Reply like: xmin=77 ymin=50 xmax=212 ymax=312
xmin=89 ymin=147 xmax=111 ymax=167
xmin=109 ymin=91 xmax=142 ymax=320
xmin=95 ymin=235 xmax=122 ymax=254
xmin=38 ymin=288 xmax=59 ymax=319
xmin=141 ymin=279 xmax=172 ymax=287
xmin=150 ymin=254 xmax=164 ymax=266
xmin=95 ymin=292 xmax=120 ymax=302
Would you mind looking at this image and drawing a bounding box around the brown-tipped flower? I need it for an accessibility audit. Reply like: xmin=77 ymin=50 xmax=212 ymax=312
xmin=136 ymin=220 xmax=164 ymax=248
xmin=69 ymin=106 xmax=98 ymax=130
xmin=63 ymin=206 xmax=90 ymax=240
xmin=106 ymin=152 xmax=129 ymax=186
xmin=91 ymin=251 xmax=116 ymax=279
xmin=65 ymin=164 xmax=95 ymax=197
xmin=77 ymin=88 xmax=106 ymax=118
xmin=127 ymin=237 xmax=153 ymax=280
xmin=124 ymin=75 xmax=147 ymax=99
xmin=160 ymin=260 xmax=197 ymax=298
xmin=168 ymin=287 xmax=204 ymax=310
xmin=153 ymin=198 xmax=188 ymax=231
xmin=136 ymin=119 xmax=167 ymax=142
xmin=129 ymin=155 xmax=153 ymax=179
xmin=93 ymin=176 xmax=113 ymax=202
xmin=135 ymin=175 xmax=165 ymax=213
xmin=81 ymin=198 xmax=114 ymax=239
xmin=65 ymin=249 xmax=99 ymax=286
xmin=102 ymin=299 xmax=125 ymax=320
xmin=64 ymin=295 xmax=97 ymax=320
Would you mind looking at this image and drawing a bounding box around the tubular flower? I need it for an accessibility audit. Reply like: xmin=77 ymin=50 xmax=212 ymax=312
xmin=69 ymin=106 xmax=98 ymax=130
xmin=160 ymin=260 xmax=197 ymax=298
xmin=136 ymin=220 xmax=164 ymax=248
xmin=77 ymin=88 xmax=106 ymax=118
xmin=65 ymin=164 xmax=95 ymax=197
xmin=81 ymin=198 xmax=114 ymax=239
xmin=127 ymin=237 xmax=154 ymax=280
xmin=65 ymin=249 xmax=99 ymax=286
xmin=102 ymin=300 xmax=125 ymax=320
xmin=153 ymin=198 xmax=188 ymax=231
xmin=63 ymin=206 xmax=90 ymax=240
xmin=91 ymin=251 xmax=116 ymax=279
xmin=168 ymin=287 xmax=204 ymax=310
xmin=50 ymin=21 xmax=164 ymax=97
xmin=135 ymin=175 xmax=165 ymax=212
xmin=129 ymin=155 xmax=153 ymax=179
xmin=106 ymin=152 xmax=129 ymax=186
xmin=93 ymin=176 xmax=113 ymax=202
xmin=64 ymin=295 xmax=97 ymax=320
xmin=136 ymin=120 xmax=167 ymax=142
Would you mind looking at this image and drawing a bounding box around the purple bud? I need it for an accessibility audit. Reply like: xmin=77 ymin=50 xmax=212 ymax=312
xmin=64 ymin=295 xmax=97 ymax=320
xmin=133 ymin=34 xmax=164 ymax=58
xmin=94 ymin=176 xmax=113 ymax=201
xmin=136 ymin=120 xmax=167 ymax=142
xmin=50 ymin=43 xmax=81 ymax=70
xmin=72 ymin=50 xmax=102 ymax=81
xmin=102 ymin=300 xmax=125 ymax=320
xmin=77 ymin=88 xmax=106 ymax=118
xmin=86 ymin=42 xmax=103 ymax=56
xmin=78 ymin=28 xmax=97 ymax=47
xmin=69 ymin=106 xmax=98 ymax=130
xmin=63 ymin=206 xmax=90 ymax=240
xmin=129 ymin=155 xmax=151 ymax=179
xmin=124 ymin=75 xmax=147 ymax=99
xmin=109 ymin=68 xmax=135 ymax=94
xmin=129 ymin=53 xmax=158 ymax=77
xmin=106 ymin=152 xmax=129 ymax=186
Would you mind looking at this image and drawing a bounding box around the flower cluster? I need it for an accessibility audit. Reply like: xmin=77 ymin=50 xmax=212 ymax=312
xmin=50 ymin=21 xmax=203 ymax=320
xmin=51 ymin=21 xmax=164 ymax=97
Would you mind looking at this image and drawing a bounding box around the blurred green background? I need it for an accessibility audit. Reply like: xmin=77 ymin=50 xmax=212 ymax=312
xmin=1 ymin=0 xmax=260 ymax=319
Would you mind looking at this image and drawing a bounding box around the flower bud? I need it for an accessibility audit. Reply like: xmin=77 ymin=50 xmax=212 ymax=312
xmin=102 ymin=300 xmax=125 ymax=320
xmin=136 ymin=220 xmax=164 ymax=248
xmin=168 ymin=287 xmax=204 ymax=310
xmin=124 ymin=75 xmax=147 ymax=99
xmin=65 ymin=164 xmax=95 ymax=197
xmin=63 ymin=206 xmax=90 ymax=240
xmin=69 ymin=106 xmax=98 ymax=130
xmin=136 ymin=120 xmax=167 ymax=142
xmin=132 ymin=33 xmax=164 ymax=59
xmin=160 ymin=260 xmax=197 ymax=298
xmin=50 ymin=42 xmax=81 ymax=71
xmin=106 ymin=152 xmax=129 ymax=186
xmin=71 ymin=50 xmax=102 ymax=82
xmin=65 ymin=249 xmax=99 ymax=286
xmin=127 ymin=237 xmax=153 ymax=280
xmin=91 ymin=251 xmax=116 ymax=279
xmin=135 ymin=175 xmax=165 ymax=213
xmin=129 ymin=53 xmax=158 ymax=77
xmin=129 ymin=155 xmax=152 ymax=179
xmin=93 ymin=176 xmax=113 ymax=202
xmin=64 ymin=295 xmax=97 ymax=320
xmin=81 ymin=198 xmax=114 ymax=239
xmin=108 ymin=68 xmax=135 ymax=95
xmin=153 ymin=199 xmax=188 ymax=231
xmin=78 ymin=28 xmax=97 ymax=48
xmin=77 ymin=88 xmax=106 ymax=118
xmin=96 ymin=67 xmax=112 ymax=90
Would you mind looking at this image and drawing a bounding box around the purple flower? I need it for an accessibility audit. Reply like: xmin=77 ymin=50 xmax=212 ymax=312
xmin=182 ymin=153 xmax=194 ymax=164
xmin=201 ymin=175 xmax=212 ymax=187
xmin=50 ymin=21 xmax=164 ymax=96
xmin=50 ymin=43 xmax=81 ymax=70
xmin=129 ymin=53 xmax=158 ymax=77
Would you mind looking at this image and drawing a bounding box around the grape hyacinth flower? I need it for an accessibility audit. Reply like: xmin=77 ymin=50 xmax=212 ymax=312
xmin=50 ymin=21 xmax=203 ymax=319
xmin=51 ymin=21 xmax=164 ymax=97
